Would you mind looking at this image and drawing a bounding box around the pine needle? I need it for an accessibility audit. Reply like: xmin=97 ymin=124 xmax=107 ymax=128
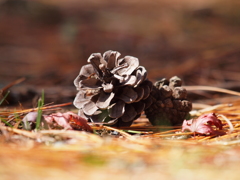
xmin=184 ymin=85 xmax=240 ymax=96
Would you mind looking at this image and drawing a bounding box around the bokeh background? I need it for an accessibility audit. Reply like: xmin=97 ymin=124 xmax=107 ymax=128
xmin=0 ymin=0 xmax=240 ymax=107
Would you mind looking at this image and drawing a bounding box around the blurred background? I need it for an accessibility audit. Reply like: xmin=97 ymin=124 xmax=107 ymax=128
xmin=0 ymin=0 xmax=240 ymax=107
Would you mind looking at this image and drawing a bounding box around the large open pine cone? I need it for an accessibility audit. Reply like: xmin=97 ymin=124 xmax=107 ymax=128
xmin=73 ymin=50 xmax=152 ymax=127
xmin=145 ymin=76 xmax=192 ymax=126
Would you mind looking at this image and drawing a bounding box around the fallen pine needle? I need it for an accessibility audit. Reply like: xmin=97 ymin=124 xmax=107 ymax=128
xmin=103 ymin=126 xmax=134 ymax=139
xmin=0 ymin=126 xmax=38 ymax=139
xmin=184 ymin=85 xmax=240 ymax=96
xmin=13 ymin=102 xmax=73 ymax=114
xmin=218 ymin=114 xmax=234 ymax=134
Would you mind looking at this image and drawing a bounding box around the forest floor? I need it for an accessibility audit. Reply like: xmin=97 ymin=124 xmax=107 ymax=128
xmin=1 ymin=0 xmax=240 ymax=179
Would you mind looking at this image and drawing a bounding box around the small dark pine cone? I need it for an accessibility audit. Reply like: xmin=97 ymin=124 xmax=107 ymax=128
xmin=145 ymin=76 xmax=192 ymax=127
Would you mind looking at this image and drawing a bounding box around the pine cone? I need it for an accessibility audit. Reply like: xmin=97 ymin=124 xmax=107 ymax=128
xmin=73 ymin=50 xmax=152 ymax=127
xmin=73 ymin=51 xmax=192 ymax=128
xmin=145 ymin=76 xmax=192 ymax=126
